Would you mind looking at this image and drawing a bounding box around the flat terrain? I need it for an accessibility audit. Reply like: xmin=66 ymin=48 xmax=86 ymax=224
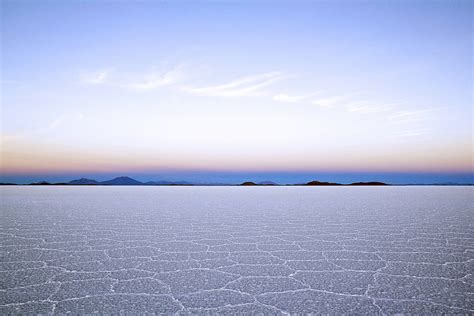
xmin=1 ymin=186 xmax=473 ymax=314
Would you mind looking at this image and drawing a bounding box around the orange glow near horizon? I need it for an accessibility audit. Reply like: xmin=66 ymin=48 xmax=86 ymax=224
xmin=2 ymin=137 xmax=472 ymax=175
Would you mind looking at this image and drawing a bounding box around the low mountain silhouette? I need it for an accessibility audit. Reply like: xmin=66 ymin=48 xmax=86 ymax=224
xmin=18 ymin=176 xmax=397 ymax=186
xmin=258 ymin=181 xmax=277 ymax=185
xmin=28 ymin=181 xmax=68 ymax=185
xmin=68 ymin=178 xmax=99 ymax=185
xmin=100 ymin=176 xmax=143 ymax=185
xmin=240 ymin=181 xmax=257 ymax=186
xmin=305 ymin=180 xmax=342 ymax=186
xmin=29 ymin=181 xmax=52 ymax=185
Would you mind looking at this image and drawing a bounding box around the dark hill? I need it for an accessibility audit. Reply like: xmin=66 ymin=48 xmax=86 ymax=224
xmin=240 ymin=182 xmax=257 ymax=186
xmin=305 ymin=180 xmax=342 ymax=186
xmin=258 ymin=181 xmax=277 ymax=185
xmin=29 ymin=181 xmax=51 ymax=185
xmin=100 ymin=177 xmax=143 ymax=185
xmin=68 ymin=178 xmax=99 ymax=185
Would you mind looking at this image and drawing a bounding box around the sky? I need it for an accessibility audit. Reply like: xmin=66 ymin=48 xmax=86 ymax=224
xmin=1 ymin=0 xmax=473 ymax=184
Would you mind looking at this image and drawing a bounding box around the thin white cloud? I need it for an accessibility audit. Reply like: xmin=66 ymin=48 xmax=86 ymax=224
xmin=122 ymin=64 xmax=186 ymax=91
xmin=185 ymin=72 xmax=287 ymax=97
xmin=389 ymin=109 xmax=435 ymax=122
xmin=79 ymin=66 xmax=407 ymax=119
xmin=80 ymin=64 xmax=186 ymax=92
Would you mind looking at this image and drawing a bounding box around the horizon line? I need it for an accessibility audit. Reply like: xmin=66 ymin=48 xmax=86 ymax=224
xmin=1 ymin=174 xmax=473 ymax=186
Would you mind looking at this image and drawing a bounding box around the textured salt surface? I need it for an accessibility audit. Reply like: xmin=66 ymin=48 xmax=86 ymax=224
xmin=0 ymin=186 xmax=472 ymax=314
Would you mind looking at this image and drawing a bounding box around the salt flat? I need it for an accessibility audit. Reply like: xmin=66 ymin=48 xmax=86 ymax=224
xmin=0 ymin=186 xmax=472 ymax=314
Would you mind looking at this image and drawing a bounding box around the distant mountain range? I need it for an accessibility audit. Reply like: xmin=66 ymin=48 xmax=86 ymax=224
xmin=305 ymin=180 xmax=342 ymax=186
xmin=0 ymin=176 xmax=471 ymax=186
xmin=240 ymin=180 xmax=388 ymax=186
xmin=68 ymin=178 xmax=99 ymax=185
xmin=258 ymin=181 xmax=278 ymax=185
xmin=69 ymin=177 xmax=194 ymax=186
xmin=349 ymin=181 xmax=388 ymax=186
xmin=42 ymin=177 xmax=221 ymax=186
xmin=100 ymin=176 xmax=143 ymax=185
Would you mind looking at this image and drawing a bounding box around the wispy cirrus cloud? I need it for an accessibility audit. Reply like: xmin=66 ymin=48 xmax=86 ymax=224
xmin=80 ymin=64 xmax=186 ymax=92
xmin=386 ymin=109 xmax=437 ymax=138
xmin=122 ymin=64 xmax=186 ymax=91
xmin=81 ymin=65 xmax=288 ymax=97
xmin=389 ymin=109 xmax=435 ymax=122
xmin=273 ymin=89 xmax=401 ymax=118
xmin=78 ymin=65 xmax=432 ymax=131
xmin=185 ymin=71 xmax=287 ymax=97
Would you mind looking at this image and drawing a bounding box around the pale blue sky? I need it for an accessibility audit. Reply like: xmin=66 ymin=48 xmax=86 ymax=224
xmin=1 ymin=0 xmax=472 ymax=183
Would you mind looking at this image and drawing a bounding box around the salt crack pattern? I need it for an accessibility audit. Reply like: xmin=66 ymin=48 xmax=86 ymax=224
xmin=0 ymin=186 xmax=473 ymax=314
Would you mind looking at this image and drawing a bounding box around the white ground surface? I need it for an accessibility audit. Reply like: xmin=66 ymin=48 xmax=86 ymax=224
xmin=1 ymin=186 xmax=473 ymax=314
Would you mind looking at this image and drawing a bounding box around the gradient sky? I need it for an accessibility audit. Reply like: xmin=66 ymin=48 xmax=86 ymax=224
xmin=1 ymin=0 xmax=473 ymax=183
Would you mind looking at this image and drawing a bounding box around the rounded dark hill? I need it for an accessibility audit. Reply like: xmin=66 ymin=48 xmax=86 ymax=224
xmin=258 ymin=181 xmax=277 ymax=185
xmin=29 ymin=181 xmax=51 ymax=185
xmin=100 ymin=176 xmax=143 ymax=185
xmin=240 ymin=182 xmax=257 ymax=186
xmin=305 ymin=180 xmax=342 ymax=186
xmin=68 ymin=178 xmax=99 ymax=185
